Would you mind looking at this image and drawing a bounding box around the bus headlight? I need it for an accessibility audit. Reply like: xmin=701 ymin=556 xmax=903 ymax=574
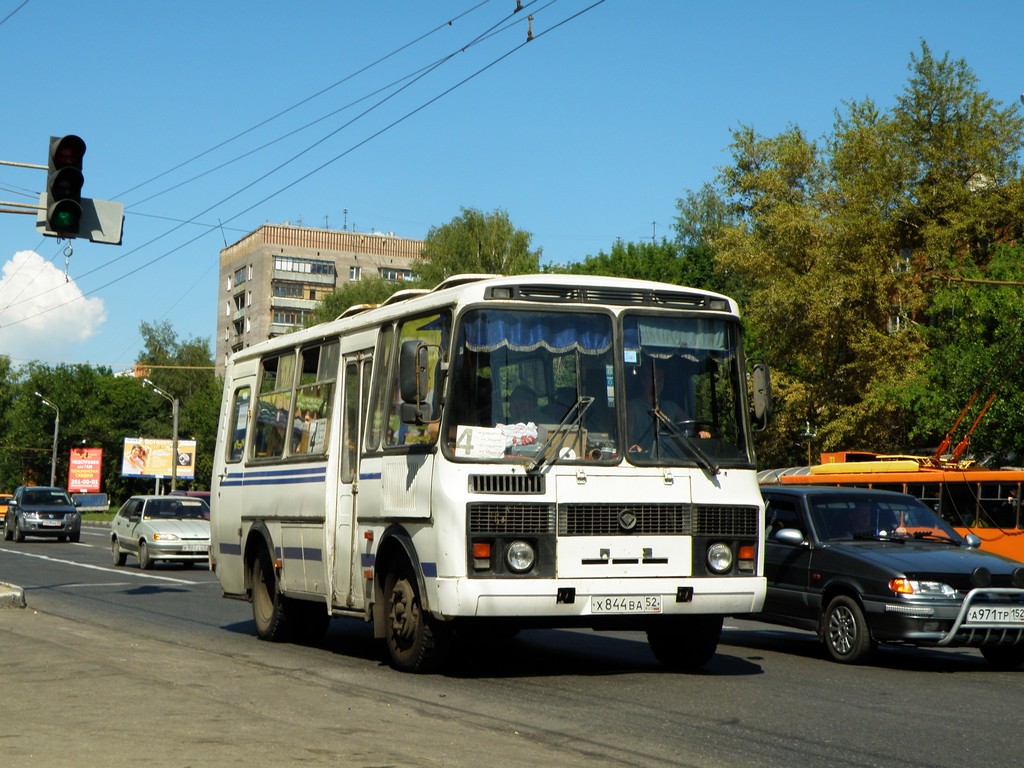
xmin=707 ymin=543 xmax=733 ymax=574
xmin=506 ymin=541 xmax=536 ymax=573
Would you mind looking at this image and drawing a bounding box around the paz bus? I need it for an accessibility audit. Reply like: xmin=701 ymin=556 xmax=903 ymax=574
xmin=759 ymin=451 xmax=1024 ymax=562
xmin=211 ymin=273 xmax=772 ymax=672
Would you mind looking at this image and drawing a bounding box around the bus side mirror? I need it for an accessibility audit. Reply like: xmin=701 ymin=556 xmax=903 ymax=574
xmin=751 ymin=362 xmax=772 ymax=431
xmin=399 ymin=340 xmax=436 ymax=425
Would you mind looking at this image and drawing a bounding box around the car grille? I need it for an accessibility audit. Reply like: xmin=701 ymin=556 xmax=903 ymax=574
xmin=467 ymin=502 xmax=759 ymax=537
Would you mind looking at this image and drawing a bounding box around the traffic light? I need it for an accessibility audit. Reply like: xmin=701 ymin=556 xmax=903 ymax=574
xmin=45 ymin=135 xmax=86 ymax=236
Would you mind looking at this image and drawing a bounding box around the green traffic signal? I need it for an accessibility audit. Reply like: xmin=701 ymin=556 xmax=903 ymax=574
xmin=45 ymin=135 xmax=86 ymax=236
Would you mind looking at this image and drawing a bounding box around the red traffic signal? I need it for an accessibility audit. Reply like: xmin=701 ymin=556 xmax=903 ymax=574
xmin=46 ymin=135 xmax=87 ymax=236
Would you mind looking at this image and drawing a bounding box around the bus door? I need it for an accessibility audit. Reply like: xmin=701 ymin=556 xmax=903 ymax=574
xmin=329 ymin=351 xmax=372 ymax=609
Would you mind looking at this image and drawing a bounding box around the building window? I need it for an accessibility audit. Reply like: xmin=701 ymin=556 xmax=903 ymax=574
xmin=234 ymin=293 xmax=245 ymax=312
xmin=379 ymin=267 xmax=413 ymax=282
xmin=273 ymin=309 xmax=311 ymax=326
xmin=234 ymin=266 xmax=248 ymax=286
xmin=274 ymin=256 xmax=335 ymax=275
xmin=349 ymin=266 xmax=361 ymax=281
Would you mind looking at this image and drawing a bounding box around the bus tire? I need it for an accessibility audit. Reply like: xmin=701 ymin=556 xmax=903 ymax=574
xmin=251 ymin=547 xmax=291 ymax=642
xmin=646 ymin=615 xmax=722 ymax=671
xmin=822 ymin=595 xmax=874 ymax=663
xmin=980 ymin=644 xmax=1024 ymax=670
xmin=383 ymin=562 xmax=449 ymax=673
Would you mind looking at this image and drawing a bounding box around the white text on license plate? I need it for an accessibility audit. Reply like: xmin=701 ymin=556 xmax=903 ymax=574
xmin=591 ymin=595 xmax=662 ymax=614
xmin=968 ymin=606 xmax=1024 ymax=624
xmin=182 ymin=544 xmax=207 ymax=552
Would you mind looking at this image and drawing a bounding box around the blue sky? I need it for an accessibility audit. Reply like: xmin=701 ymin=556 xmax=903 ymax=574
xmin=0 ymin=0 xmax=1020 ymax=371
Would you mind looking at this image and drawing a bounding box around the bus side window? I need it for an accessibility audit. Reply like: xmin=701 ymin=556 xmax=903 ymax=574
xmin=226 ymin=386 xmax=251 ymax=463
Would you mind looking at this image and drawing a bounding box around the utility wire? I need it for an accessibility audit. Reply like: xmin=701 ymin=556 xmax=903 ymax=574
xmin=2 ymin=1 xmax=607 ymax=348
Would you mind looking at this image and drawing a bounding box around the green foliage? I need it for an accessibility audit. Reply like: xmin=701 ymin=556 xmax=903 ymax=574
xmin=706 ymin=41 xmax=1024 ymax=467
xmin=0 ymin=324 xmax=219 ymax=500
xmin=414 ymin=207 xmax=541 ymax=286
xmin=305 ymin=277 xmax=407 ymax=326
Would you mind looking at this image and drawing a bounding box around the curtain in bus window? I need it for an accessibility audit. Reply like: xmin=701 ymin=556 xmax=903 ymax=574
xmin=623 ymin=316 xmax=728 ymax=359
xmin=461 ymin=310 xmax=612 ymax=354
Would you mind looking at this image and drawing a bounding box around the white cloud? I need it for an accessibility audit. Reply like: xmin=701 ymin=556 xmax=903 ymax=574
xmin=0 ymin=249 xmax=106 ymax=362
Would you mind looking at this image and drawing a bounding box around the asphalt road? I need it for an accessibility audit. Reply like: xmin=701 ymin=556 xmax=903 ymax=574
xmin=1 ymin=525 xmax=1020 ymax=768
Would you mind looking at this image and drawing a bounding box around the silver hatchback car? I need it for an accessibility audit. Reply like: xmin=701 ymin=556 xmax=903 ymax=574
xmin=110 ymin=495 xmax=211 ymax=569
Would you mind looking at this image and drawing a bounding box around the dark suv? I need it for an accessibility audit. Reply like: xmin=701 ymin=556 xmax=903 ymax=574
xmin=3 ymin=486 xmax=81 ymax=542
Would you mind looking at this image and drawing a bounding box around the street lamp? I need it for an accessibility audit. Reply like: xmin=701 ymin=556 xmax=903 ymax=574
xmin=34 ymin=392 xmax=60 ymax=486
xmin=801 ymin=420 xmax=818 ymax=467
xmin=143 ymin=378 xmax=179 ymax=493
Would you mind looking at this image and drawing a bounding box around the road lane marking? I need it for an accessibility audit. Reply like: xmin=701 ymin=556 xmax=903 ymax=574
xmin=0 ymin=548 xmax=204 ymax=584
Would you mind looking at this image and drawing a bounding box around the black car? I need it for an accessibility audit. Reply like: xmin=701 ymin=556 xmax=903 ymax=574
xmin=3 ymin=486 xmax=81 ymax=543
xmin=757 ymin=486 xmax=1024 ymax=668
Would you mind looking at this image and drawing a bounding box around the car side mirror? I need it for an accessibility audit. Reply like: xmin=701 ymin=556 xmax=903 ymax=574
xmin=773 ymin=528 xmax=806 ymax=546
xmin=964 ymin=533 xmax=981 ymax=549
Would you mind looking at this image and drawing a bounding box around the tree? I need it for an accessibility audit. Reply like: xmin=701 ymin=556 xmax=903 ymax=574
xmin=414 ymin=207 xmax=541 ymax=286
xmin=306 ymin=277 xmax=408 ymax=327
xmin=707 ymin=41 xmax=1024 ymax=466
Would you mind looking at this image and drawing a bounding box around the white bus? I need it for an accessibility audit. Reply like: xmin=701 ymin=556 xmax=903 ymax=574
xmin=211 ymin=273 xmax=771 ymax=672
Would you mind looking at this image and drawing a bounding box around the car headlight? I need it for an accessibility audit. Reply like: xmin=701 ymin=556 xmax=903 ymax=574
xmin=889 ymin=578 xmax=955 ymax=597
xmin=707 ymin=542 xmax=734 ymax=574
xmin=505 ymin=540 xmax=536 ymax=573
xmin=24 ymin=512 xmax=40 ymax=521
xmin=153 ymin=532 xmax=180 ymax=541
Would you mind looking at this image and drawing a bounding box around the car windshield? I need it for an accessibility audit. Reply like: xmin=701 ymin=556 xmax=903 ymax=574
xmin=808 ymin=495 xmax=962 ymax=543
xmin=144 ymin=499 xmax=209 ymax=520
xmin=21 ymin=489 xmax=72 ymax=506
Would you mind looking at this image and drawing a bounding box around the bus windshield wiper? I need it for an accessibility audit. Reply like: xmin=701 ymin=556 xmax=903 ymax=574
xmin=651 ymin=407 xmax=720 ymax=476
xmin=526 ymin=396 xmax=594 ymax=473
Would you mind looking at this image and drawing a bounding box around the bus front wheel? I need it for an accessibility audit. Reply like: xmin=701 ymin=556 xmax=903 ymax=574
xmin=383 ymin=563 xmax=449 ymax=673
xmin=251 ymin=548 xmax=290 ymax=642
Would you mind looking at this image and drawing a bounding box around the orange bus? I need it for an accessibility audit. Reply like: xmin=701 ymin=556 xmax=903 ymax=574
xmin=759 ymin=451 xmax=1024 ymax=562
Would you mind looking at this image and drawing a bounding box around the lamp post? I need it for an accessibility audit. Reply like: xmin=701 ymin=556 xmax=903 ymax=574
xmin=143 ymin=378 xmax=179 ymax=493
xmin=34 ymin=392 xmax=60 ymax=486
xmin=801 ymin=420 xmax=818 ymax=467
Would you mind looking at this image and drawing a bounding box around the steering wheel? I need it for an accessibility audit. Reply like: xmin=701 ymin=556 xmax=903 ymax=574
xmin=674 ymin=419 xmax=714 ymax=438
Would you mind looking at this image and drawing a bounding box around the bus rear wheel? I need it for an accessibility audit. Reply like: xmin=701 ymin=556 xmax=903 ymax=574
xmin=646 ymin=615 xmax=722 ymax=671
xmin=383 ymin=563 xmax=449 ymax=673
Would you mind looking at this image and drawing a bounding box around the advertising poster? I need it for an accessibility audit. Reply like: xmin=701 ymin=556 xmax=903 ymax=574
xmin=121 ymin=437 xmax=197 ymax=480
xmin=68 ymin=447 xmax=103 ymax=493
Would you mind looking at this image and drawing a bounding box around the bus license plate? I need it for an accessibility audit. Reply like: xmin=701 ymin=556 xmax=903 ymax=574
xmin=968 ymin=606 xmax=1024 ymax=624
xmin=591 ymin=595 xmax=662 ymax=614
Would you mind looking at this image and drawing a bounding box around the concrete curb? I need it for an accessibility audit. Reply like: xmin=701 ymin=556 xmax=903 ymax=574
xmin=0 ymin=582 xmax=26 ymax=609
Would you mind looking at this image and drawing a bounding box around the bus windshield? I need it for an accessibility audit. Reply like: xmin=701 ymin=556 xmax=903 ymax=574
xmin=444 ymin=307 xmax=754 ymax=468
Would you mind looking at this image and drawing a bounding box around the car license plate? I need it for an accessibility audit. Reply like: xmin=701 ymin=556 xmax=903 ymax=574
xmin=591 ymin=595 xmax=662 ymax=614
xmin=182 ymin=544 xmax=207 ymax=552
xmin=967 ymin=606 xmax=1024 ymax=624
xmin=41 ymin=520 xmax=62 ymax=527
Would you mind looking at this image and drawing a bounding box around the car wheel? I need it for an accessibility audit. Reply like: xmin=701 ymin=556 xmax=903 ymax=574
xmin=14 ymin=516 xmax=25 ymax=542
xmin=69 ymin=531 xmax=80 ymax=543
xmin=383 ymin=560 xmax=450 ymax=673
xmin=980 ymin=644 xmax=1024 ymax=670
xmin=646 ymin=615 xmax=723 ymax=671
xmin=823 ymin=595 xmax=875 ymax=663
xmin=138 ymin=540 xmax=154 ymax=570
xmin=3 ymin=516 xmax=12 ymax=541
xmin=111 ymin=537 xmax=127 ymax=566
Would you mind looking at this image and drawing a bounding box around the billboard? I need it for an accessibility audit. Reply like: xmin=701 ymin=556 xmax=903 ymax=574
xmin=68 ymin=447 xmax=103 ymax=493
xmin=121 ymin=437 xmax=196 ymax=480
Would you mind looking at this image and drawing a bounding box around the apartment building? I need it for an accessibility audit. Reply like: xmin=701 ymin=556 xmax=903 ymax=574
xmin=216 ymin=223 xmax=422 ymax=370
